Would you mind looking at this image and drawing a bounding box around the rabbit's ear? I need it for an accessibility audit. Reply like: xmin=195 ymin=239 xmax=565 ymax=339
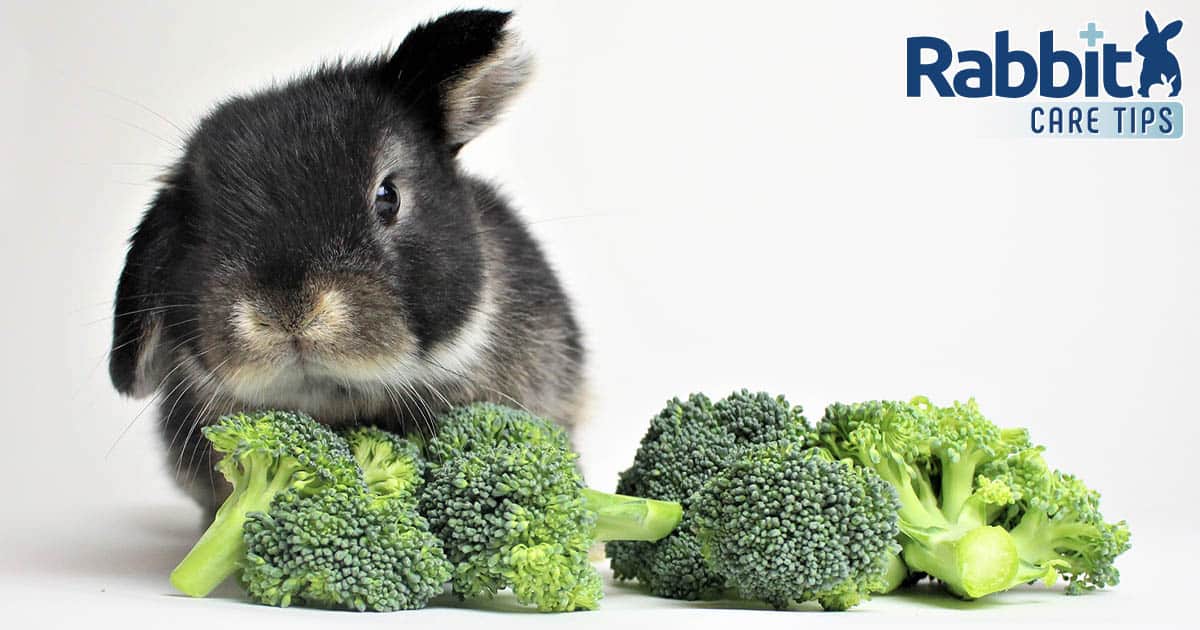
xmin=383 ymin=9 xmax=532 ymax=150
xmin=1161 ymin=20 xmax=1182 ymax=40
xmin=110 ymin=173 xmax=189 ymax=398
xmin=1145 ymin=11 xmax=1160 ymax=35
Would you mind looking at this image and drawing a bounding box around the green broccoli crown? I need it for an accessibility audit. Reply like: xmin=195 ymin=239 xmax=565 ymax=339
xmin=424 ymin=402 xmax=570 ymax=470
xmin=1003 ymin=466 xmax=1131 ymax=594
xmin=606 ymin=394 xmax=730 ymax=599
xmin=713 ymin=389 xmax=813 ymax=446
xmin=980 ymin=444 xmax=1053 ymax=512
xmin=171 ymin=410 xmax=362 ymax=598
xmin=420 ymin=440 xmax=601 ymax=612
xmin=919 ymin=397 xmax=1014 ymax=469
xmin=818 ymin=398 xmax=1130 ymax=600
xmin=818 ymin=400 xmax=932 ymax=472
xmin=607 ymin=390 xmax=811 ymax=600
xmin=241 ymin=485 xmax=450 ymax=612
xmin=344 ymin=426 xmax=425 ymax=506
xmin=693 ymin=445 xmax=900 ymax=611
xmin=205 ymin=410 xmax=361 ymax=491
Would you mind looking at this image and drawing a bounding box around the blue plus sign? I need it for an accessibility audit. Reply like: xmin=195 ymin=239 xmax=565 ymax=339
xmin=1079 ymin=22 xmax=1104 ymax=47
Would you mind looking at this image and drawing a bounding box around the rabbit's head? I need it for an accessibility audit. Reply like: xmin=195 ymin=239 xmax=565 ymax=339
xmin=1136 ymin=11 xmax=1182 ymax=57
xmin=109 ymin=10 xmax=532 ymax=416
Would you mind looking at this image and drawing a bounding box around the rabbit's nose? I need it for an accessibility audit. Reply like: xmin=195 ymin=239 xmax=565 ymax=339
xmin=231 ymin=289 xmax=351 ymax=352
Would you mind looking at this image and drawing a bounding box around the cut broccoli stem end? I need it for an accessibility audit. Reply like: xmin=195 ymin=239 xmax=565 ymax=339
xmin=580 ymin=488 xmax=683 ymax=542
xmin=169 ymin=454 xmax=299 ymax=597
xmin=878 ymin=551 xmax=910 ymax=594
xmin=902 ymin=525 xmax=1019 ymax=599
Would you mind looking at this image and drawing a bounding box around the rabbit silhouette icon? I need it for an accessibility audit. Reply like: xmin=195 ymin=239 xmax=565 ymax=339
xmin=1136 ymin=11 xmax=1182 ymax=97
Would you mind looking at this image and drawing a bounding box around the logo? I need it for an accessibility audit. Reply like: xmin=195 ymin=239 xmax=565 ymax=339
xmin=1136 ymin=11 xmax=1182 ymax=97
xmin=907 ymin=11 xmax=1184 ymax=138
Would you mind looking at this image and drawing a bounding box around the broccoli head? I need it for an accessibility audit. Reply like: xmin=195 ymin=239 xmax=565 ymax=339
xmin=692 ymin=445 xmax=900 ymax=610
xmin=607 ymin=390 xmax=812 ymax=600
xmin=421 ymin=439 xmax=602 ymax=612
xmin=344 ymin=426 xmax=425 ymax=506
xmin=240 ymin=484 xmax=450 ymax=611
xmin=170 ymin=410 xmax=361 ymax=597
xmin=424 ymin=402 xmax=571 ymax=468
xmin=982 ymin=446 xmax=1131 ymax=594
xmin=818 ymin=397 xmax=1130 ymax=599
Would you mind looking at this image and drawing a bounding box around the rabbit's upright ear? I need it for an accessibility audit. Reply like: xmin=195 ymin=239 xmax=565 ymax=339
xmin=1145 ymin=11 xmax=1160 ymax=35
xmin=1161 ymin=19 xmax=1183 ymax=40
xmin=383 ymin=9 xmax=532 ymax=150
xmin=110 ymin=175 xmax=188 ymax=398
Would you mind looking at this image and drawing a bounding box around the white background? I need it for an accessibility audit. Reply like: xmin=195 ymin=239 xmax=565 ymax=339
xmin=1 ymin=0 xmax=1195 ymax=627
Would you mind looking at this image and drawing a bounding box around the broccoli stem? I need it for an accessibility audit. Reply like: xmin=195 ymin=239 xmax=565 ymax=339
xmin=902 ymin=525 xmax=1019 ymax=599
xmin=580 ymin=488 xmax=683 ymax=542
xmin=938 ymin=456 xmax=979 ymax=523
xmin=879 ymin=551 xmax=910 ymax=594
xmin=1006 ymin=510 xmax=1088 ymax=584
xmin=170 ymin=455 xmax=298 ymax=597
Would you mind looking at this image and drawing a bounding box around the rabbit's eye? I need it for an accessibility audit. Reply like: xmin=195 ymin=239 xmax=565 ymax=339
xmin=373 ymin=180 xmax=400 ymax=222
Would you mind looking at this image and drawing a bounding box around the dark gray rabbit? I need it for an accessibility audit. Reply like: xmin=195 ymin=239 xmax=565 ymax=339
xmin=109 ymin=10 xmax=586 ymax=511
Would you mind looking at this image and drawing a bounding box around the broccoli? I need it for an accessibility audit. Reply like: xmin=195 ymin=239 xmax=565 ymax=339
xmin=423 ymin=401 xmax=571 ymax=468
xmin=237 ymin=425 xmax=450 ymax=611
xmin=692 ymin=444 xmax=900 ymax=610
xmin=981 ymin=443 xmax=1131 ymax=594
xmin=425 ymin=399 xmax=899 ymax=612
xmin=606 ymin=390 xmax=814 ymax=600
xmin=817 ymin=397 xmax=1130 ymax=599
xmin=239 ymin=484 xmax=450 ymax=611
xmin=420 ymin=402 xmax=603 ymax=609
xmin=344 ymin=426 xmax=426 ymax=505
xmin=170 ymin=410 xmax=362 ymax=597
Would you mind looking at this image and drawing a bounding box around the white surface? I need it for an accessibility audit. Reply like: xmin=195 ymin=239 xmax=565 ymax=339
xmin=1 ymin=502 xmax=1192 ymax=628
xmin=1 ymin=0 xmax=1196 ymax=627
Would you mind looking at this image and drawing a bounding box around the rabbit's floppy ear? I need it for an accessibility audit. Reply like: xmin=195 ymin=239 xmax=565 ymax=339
xmin=1145 ymin=11 xmax=1160 ymax=35
xmin=383 ymin=9 xmax=532 ymax=150
xmin=110 ymin=173 xmax=189 ymax=398
xmin=1161 ymin=20 xmax=1182 ymax=40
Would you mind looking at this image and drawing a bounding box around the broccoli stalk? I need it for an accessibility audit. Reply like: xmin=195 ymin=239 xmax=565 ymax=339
xmin=171 ymin=454 xmax=302 ymax=596
xmin=170 ymin=411 xmax=360 ymax=598
xmin=580 ymin=488 xmax=683 ymax=542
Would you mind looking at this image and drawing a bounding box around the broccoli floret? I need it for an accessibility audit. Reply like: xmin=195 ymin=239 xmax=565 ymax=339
xmin=421 ymin=403 xmax=593 ymax=609
xmin=607 ymin=390 xmax=813 ymax=600
xmin=170 ymin=410 xmax=361 ymax=597
xmin=692 ymin=444 xmax=900 ymax=610
xmin=240 ymin=485 xmax=450 ymax=611
xmin=983 ymin=447 xmax=1131 ymax=593
xmin=344 ymin=426 xmax=425 ymax=506
xmin=817 ymin=397 xmax=1130 ymax=599
xmin=420 ymin=403 xmax=686 ymax=611
xmin=423 ymin=402 xmax=571 ymax=472
xmin=421 ymin=440 xmax=603 ymax=612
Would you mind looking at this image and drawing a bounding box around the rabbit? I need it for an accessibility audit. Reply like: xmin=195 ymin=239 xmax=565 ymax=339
xmin=109 ymin=9 xmax=587 ymax=512
xmin=1136 ymin=10 xmax=1182 ymax=97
